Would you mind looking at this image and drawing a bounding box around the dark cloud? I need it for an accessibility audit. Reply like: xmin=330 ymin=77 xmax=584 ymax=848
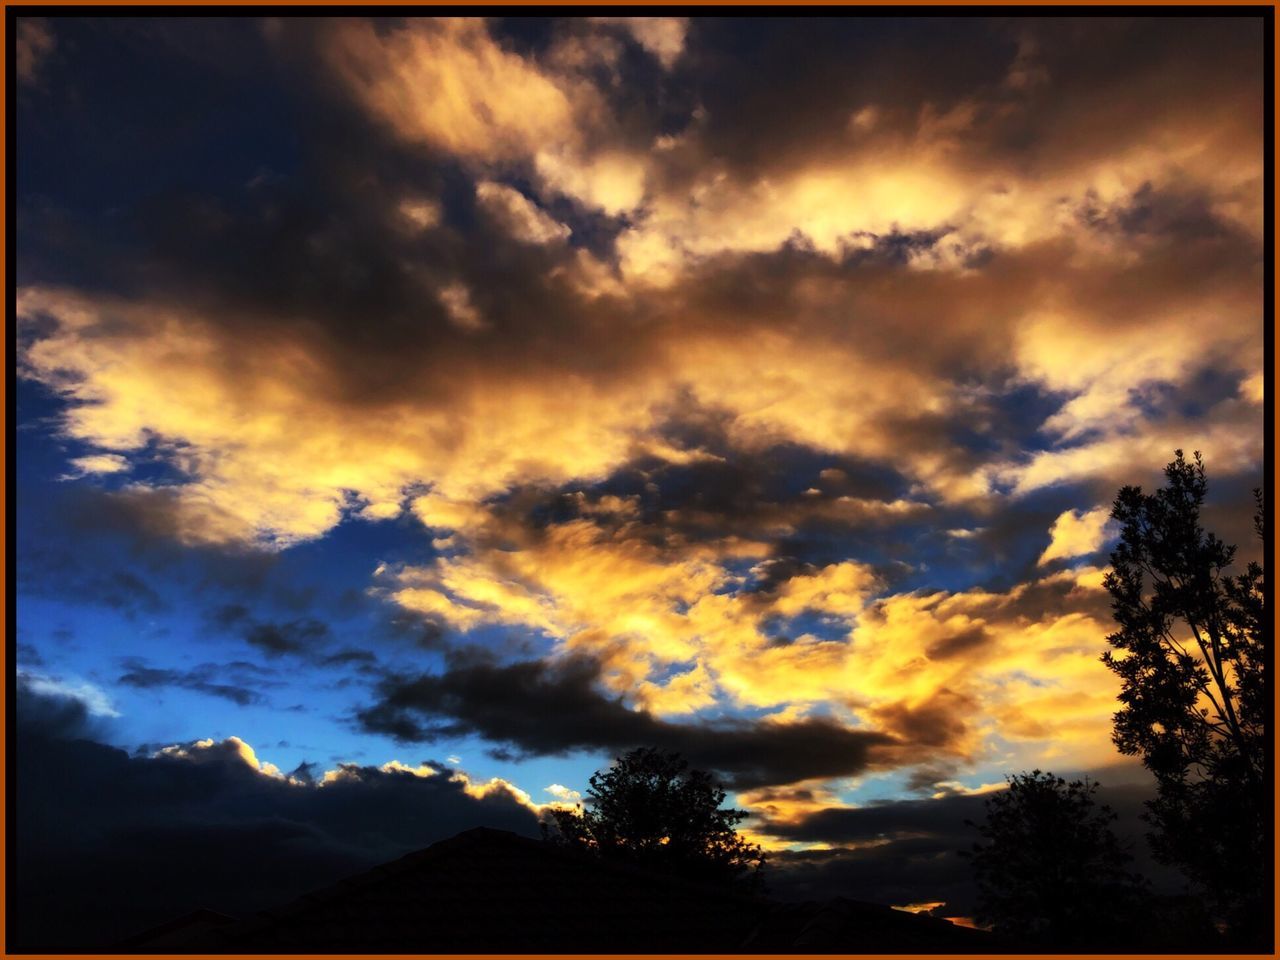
xmin=244 ymin=616 xmax=331 ymax=657
xmin=683 ymin=18 xmax=1261 ymax=192
xmin=14 ymin=672 xmax=104 ymax=741
xmin=739 ymin=784 xmax=1000 ymax=913
xmin=97 ymin=570 xmax=166 ymax=614
xmin=1078 ymin=182 xmax=1237 ymax=242
xmin=993 ymin=18 xmax=1262 ymax=176
xmin=34 ymin=487 xmax=355 ymax=624
xmin=42 ymin=66 xmax=648 ymax=417
xmin=681 ymin=18 xmax=1012 ymax=182
xmin=647 ymin=453 xmax=921 ymax=548
xmin=1200 ymin=469 xmax=1267 ymax=568
xmin=29 ymin=485 xmax=284 ymax=597
xmin=770 ymin=793 xmax=993 ymax=846
xmin=380 ymin=607 xmax=449 ymax=650
xmin=425 ymin=431 xmax=923 ymax=582
xmin=15 ymin=17 xmax=1262 ymax=507
xmin=16 ymin=27 xmax=1263 ymax=593
xmin=12 ymin=676 xmax=541 ymax=952
xmin=770 ymin=839 xmax=980 ymax=914
xmin=925 ymin=625 xmax=993 ymax=661
xmin=906 ymin=764 xmax=968 ymax=795
xmin=769 ymin=838 xmax=980 ymax=915
xmin=117 ymin=657 xmax=279 ymax=706
xmin=870 ymin=689 xmax=977 ymax=751
xmin=17 ymin=545 xmax=168 ymax=619
xmin=763 ymin=777 xmax=1181 ymax=914
xmin=320 ymin=648 xmax=380 ymax=669
xmin=207 ymin=601 xmax=251 ymax=629
xmin=357 ymin=653 xmax=894 ymax=788
xmin=12 ymin=19 xmax=1190 ymax=465
xmin=843 ymin=227 xmax=959 ymax=267
xmin=207 ymin=603 xmax=356 ymax=665
xmin=65 ymin=487 xmax=281 ymax=570
xmin=17 ymin=641 xmax=46 ymax=666
xmin=965 ymin=496 xmax=1082 ymax=584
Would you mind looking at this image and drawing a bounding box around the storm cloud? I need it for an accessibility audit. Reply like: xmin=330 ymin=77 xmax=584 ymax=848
xmin=12 ymin=676 xmax=541 ymax=951
xmin=358 ymin=654 xmax=895 ymax=788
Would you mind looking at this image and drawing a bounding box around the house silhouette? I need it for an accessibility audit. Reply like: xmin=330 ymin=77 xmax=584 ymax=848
xmin=121 ymin=826 xmax=999 ymax=953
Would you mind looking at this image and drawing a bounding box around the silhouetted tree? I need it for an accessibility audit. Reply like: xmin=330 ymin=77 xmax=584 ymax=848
xmin=1101 ymin=450 xmax=1270 ymax=945
xmin=544 ymin=747 xmax=765 ymax=890
xmin=964 ymin=770 xmax=1148 ymax=947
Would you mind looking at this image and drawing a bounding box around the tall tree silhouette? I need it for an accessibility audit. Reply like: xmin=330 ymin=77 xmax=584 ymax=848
xmin=1101 ymin=450 xmax=1269 ymax=945
xmin=544 ymin=747 xmax=765 ymax=890
xmin=964 ymin=770 xmax=1148 ymax=947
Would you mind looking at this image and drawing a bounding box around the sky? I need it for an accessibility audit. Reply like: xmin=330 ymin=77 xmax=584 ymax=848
xmin=11 ymin=13 xmax=1267 ymax=946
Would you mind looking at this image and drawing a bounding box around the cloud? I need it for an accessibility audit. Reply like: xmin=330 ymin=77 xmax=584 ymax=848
xmin=21 ymin=244 xmax=1218 ymax=769
xmin=437 ymin=281 xmax=487 ymax=333
xmin=18 ymin=669 xmax=120 ymax=722
xmin=12 ymin=676 xmax=542 ymax=952
xmin=764 ymin=792 xmax=992 ymax=845
xmin=323 ymin=18 xmax=578 ymax=165
xmin=117 ymin=657 xmax=278 ymax=706
xmin=476 ymin=181 xmax=572 ymax=244
xmin=14 ymin=15 xmax=1265 ymax=819
xmin=378 ymin=496 xmax=897 ymax=714
xmin=396 ymin=196 xmax=442 ymax=231
xmin=62 ymin=452 xmax=131 ymax=478
xmin=544 ymin=782 xmax=582 ymax=803
xmin=18 ymin=547 xmax=168 ymax=619
xmin=357 ymin=653 xmax=894 ymax=789
xmin=244 ymin=618 xmax=331 ymax=657
xmin=17 ymin=642 xmax=47 ymax=668
xmin=319 ymin=18 xmax=647 ymax=215
xmin=761 ymin=774 xmax=1177 ymax=916
xmin=376 ymin=485 xmax=1137 ymax=773
xmin=16 ymin=284 xmax=669 ymax=546
xmin=206 ymin=604 xmax=335 ymax=659
xmin=1038 ymin=506 xmax=1114 ymax=566
xmin=320 ymin=648 xmax=380 ymax=670
xmin=591 ymin=17 xmax=689 ymax=69
xmin=16 ymin=177 xmax=1262 ymax=545
xmin=15 ymin=18 xmax=55 ymax=87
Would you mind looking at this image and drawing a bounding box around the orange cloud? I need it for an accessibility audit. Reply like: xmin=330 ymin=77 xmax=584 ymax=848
xmin=16 ymin=17 xmax=1264 ymax=800
xmin=325 ymin=18 xmax=579 ymax=165
xmin=323 ymin=18 xmax=649 ymax=215
xmin=1037 ymin=507 xmax=1113 ymax=566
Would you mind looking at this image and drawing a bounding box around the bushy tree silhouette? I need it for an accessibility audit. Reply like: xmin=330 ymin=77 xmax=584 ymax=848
xmin=964 ymin=771 xmax=1148 ymax=947
xmin=1101 ymin=450 xmax=1270 ymax=945
xmin=544 ymin=747 xmax=765 ymax=890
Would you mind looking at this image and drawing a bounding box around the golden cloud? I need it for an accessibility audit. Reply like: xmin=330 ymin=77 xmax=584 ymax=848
xmin=16 ymin=17 xmax=1264 ymax=797
xmin=376 ymin=488 xmax=1139 ymax=775
xmin=476 ymin=181 xmax=572 ymax=245
xmin=325 ymin=18 xmax=579 ymax=165
xmin=1037 ymin=507 xmax=1113 ymax=566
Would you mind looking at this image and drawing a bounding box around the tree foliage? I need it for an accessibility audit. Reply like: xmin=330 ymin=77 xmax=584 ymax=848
xmin=965 ymin=770 xmax=1148 ymax=947
xmin=1100 ymin=450 xmax=1269 ymax=942
xmin=544 ymin=747 xmax=765 ymax=890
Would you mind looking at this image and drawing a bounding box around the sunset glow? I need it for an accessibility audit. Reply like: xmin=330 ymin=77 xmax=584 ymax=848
xmin=13 ymin=14 xmax=1266 ymax=947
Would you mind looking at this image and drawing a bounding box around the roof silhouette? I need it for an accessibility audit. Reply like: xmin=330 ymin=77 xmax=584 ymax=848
xmin=126 ymin=826 xmax=998 ymax=953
